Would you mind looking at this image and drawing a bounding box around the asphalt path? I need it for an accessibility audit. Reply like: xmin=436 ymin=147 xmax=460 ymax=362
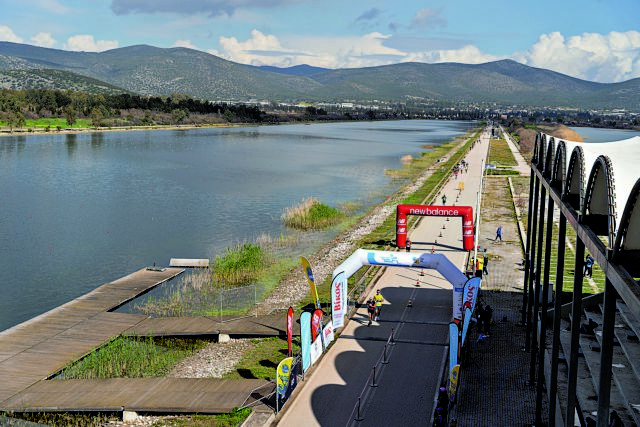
xmin=276 ymin=127 xmax=491 ymax=426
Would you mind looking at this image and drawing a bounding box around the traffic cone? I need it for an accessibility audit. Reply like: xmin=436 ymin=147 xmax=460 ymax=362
xmin=446 ymin=217 xmax=450 ymax=221
xmin=416 ymin=279 xmax=420 ymax=286
xmin=442 ymin=223 xmax=446 ymax=229
xmin=420 ymin=268 xmax=425 ymax=276
xmin=407 ymin=298 xmax=413 ymax=307
xmin=438 ymin=231 xmax=443 ymax=237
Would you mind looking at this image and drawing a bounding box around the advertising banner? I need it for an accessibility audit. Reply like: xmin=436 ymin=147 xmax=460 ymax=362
xmin=310 ymin=336 xmax=323 ymax=365
xmin=276 ymin=357 xmax=293 ymax=399
xmin=449 ymin=364 xmax=460 ymax=403
xmin=449 ymin=322 xmax=459 ymax=369
xmin=287 ymin=306 xmax=294 ymax=357
xmin=283 ymin=359 xmax=298 ymax=403
xmin=322 ymin=321 xmax=334 ymax=349
xmin=311 ymin=309 xmax=323 ymax=342
xmin=301 ymin=312 xmax=311 ymax=372
xmin=300 ymin=256 xmax=321 ymax=309
xmin=463 ymin=277 xmax=481 ymax=312
xmin=461 ymin=303 xmax=472 ymax=349
xmin=331 ymin=271 xmax=347 ymax=329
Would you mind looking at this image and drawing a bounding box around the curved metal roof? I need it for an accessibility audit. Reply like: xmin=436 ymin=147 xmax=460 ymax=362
xmin=533 ymin=132 xmax=640 ymax=257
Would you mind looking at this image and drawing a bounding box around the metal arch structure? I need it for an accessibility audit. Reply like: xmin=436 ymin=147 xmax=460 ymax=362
xmin=524 ymin=130 xmax=640 ymax=426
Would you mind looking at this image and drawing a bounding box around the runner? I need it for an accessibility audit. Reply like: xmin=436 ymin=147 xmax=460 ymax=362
xmin=374 ymin=290 xmax=384 ymax=321
xmin=367 ymin=298 xmax=376 ymax=326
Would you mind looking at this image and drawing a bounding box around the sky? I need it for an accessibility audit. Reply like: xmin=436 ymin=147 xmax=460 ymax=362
xmin=1 ymin=0 xmax=639 ymax=83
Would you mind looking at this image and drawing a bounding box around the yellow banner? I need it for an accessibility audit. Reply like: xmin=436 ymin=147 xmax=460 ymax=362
xmin=300 ymin=256 xmax=321 ymax=309
xmin=449 ymin=364 xmax=460 ymax=402
xmin=276 ymin=357 xmax=293 ymax=397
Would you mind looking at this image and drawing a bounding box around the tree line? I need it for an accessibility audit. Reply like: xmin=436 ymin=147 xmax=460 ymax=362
xmin=0 ymin=89 xmax=265 ymax=129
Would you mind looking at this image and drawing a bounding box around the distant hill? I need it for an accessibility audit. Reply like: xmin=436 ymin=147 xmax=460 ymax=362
xmin=258 ymin=64 xmax=330 ymax=76
xmin=0 ymin=68 xmax=130 ymax=95
xmin=0 ymin=41 xmax=638 ymax=110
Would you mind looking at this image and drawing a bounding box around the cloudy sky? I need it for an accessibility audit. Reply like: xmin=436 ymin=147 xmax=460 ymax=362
xmin=1 ymin=0 xmax=639 ymax=83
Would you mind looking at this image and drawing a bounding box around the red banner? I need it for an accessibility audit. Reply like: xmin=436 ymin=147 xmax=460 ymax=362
xmin=287 ymin=306 xmax=294 ymax=357
xmin=311 ymin=309 xmax=323 ymax=341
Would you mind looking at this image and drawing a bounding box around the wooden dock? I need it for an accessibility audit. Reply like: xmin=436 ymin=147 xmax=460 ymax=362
xmin=0 ymin=267 xmax=286 ymax=414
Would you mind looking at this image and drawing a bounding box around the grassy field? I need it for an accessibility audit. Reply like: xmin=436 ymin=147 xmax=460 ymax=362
xmin=487 ymin=138 xmax=518 ymax=177
xmin=0 ymin=117 xmax=93 ymax=129
xmin=509 ymin=176 xmax=604 ymax=298
xmin=223 ymin=336 xmax=300 ymax=380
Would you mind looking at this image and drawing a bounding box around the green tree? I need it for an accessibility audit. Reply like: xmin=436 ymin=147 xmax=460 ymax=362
xmin=91 ymin=108 xmax=103 ymax=128
xmin=223 ymin=109 xmax=236 ymax=123
xmin=171 ymin=109 xmax=187 ymax=124
xmin=64 ymin=105 xmax=77 ymax=127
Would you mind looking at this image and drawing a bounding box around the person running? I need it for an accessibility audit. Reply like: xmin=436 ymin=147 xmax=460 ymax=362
xmin=374 ymin=290 xmax=384 ymax=321
xmin=366 ymin=298 xmax=376 ymax=326
xmin=441 ymin=194 xmax=447 ymax=205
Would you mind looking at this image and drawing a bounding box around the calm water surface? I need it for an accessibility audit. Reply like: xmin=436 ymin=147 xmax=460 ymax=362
xmin=0 ymin=120 xmax=470 ymax=331
xmin=570 ymin=126 xmax=640 ymax=143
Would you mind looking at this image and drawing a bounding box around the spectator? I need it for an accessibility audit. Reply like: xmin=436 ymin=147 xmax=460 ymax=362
xmin=584 ymin=254 xmax=594 ymax=278
xmin=406 ymin=239 xmax=412 ymax=252
xmin=482 ymin=250 xmax=489 ymax=276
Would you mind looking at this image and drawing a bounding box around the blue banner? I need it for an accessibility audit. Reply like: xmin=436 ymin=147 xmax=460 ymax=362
xmin=449 ymin=322 xmax=459 ymax=369
xmin=461 ymin=304 xmax=472 ymax=350
xmin=301 ymin=311 xmax=311 ymax=372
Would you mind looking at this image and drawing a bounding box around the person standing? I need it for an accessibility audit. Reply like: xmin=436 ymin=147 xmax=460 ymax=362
xmin=406 ymin=239 xmax=412 ymax=252
xmin=483 ymin=250 xmax=489 ymax=276
xmin=442 ymin=194 xmax=447 ymax=205
xmin=495 ymin=225 xmax=503 ymax=241
xmin=374 ymin=290 xmax=384 ymax=321
xmin=584 ymin=254 xmax=594 ymax=278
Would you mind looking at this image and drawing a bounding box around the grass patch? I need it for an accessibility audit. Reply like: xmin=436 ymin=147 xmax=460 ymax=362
xmin=2 ymin=408 xmax=252 ymax=427
xmin=487 ymin=169 xmax=520 ymax=176
xmin=224 ymin=337 xmax=300 ymax=380
xmin=213 ymin=242 xmax=270 ymax=287
xmin=487 ymin=138 xmax=518 ymax=167
xmin=282 ymin=197 xmax=344 ymax=231
xmin=58 ymin=336 xmax=209 ymax=379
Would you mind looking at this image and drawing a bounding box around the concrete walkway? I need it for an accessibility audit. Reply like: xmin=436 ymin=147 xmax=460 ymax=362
xmin=275 ymin=129 xmax=491 ymax=426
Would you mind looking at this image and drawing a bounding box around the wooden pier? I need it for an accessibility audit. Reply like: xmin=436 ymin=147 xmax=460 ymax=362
xmin=0 ymin=267 xmax=288 ymax=414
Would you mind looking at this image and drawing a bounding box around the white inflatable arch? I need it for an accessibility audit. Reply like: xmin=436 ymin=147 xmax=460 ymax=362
xmin=333 ymin=249 xmax=478 ymax=320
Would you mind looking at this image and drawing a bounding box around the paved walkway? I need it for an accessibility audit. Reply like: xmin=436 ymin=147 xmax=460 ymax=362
xmin=275 ymin=129 xmax=491 ymax=426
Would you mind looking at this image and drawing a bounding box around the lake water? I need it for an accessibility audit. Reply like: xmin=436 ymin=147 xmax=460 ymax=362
xmin=0 ymin=120 xmax=471 ymax=331
xmin=570 ymin=126 xmax=640 ymax=143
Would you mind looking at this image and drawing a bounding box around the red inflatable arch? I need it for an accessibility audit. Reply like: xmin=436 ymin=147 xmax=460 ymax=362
xmin=396 ymin=204 xmax=475 ymax=250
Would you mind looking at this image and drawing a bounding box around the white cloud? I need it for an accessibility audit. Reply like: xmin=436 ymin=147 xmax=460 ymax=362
xmin=0 ymin=25 xmax=23 ymax=43
xmin=210 ymin=28 xmax=640 ymax=82
xmin=214 ymin=30 xmax=407 ymax=68
xmin=172 ymin=39 xmax=198 ymax=49
xmin=63 ymin=35 xmax=119 ymax=52
xmin=515 ymin=31 xmax=640 ymax=82
xmin=407 ymin=45 xmax=498 ymax=64
xmin=31 ymin=32 xmax=57 ymax=48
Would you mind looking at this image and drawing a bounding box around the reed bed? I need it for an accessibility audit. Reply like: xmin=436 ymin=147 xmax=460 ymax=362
xmin=213 ymin=242 xmax=269 ymax=286
xmin=281 ymin=197 xmax=344 ymax=230
xmin=58 ymin=336 xmax=209 ymax=379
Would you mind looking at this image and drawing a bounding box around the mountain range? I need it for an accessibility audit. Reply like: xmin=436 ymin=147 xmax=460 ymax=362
xmin=1 ymin=41 xmax=638 ymax=111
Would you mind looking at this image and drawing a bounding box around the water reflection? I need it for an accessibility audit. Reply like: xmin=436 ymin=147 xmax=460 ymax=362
xmin=66 ymin=133 xmax=77 ymax=157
